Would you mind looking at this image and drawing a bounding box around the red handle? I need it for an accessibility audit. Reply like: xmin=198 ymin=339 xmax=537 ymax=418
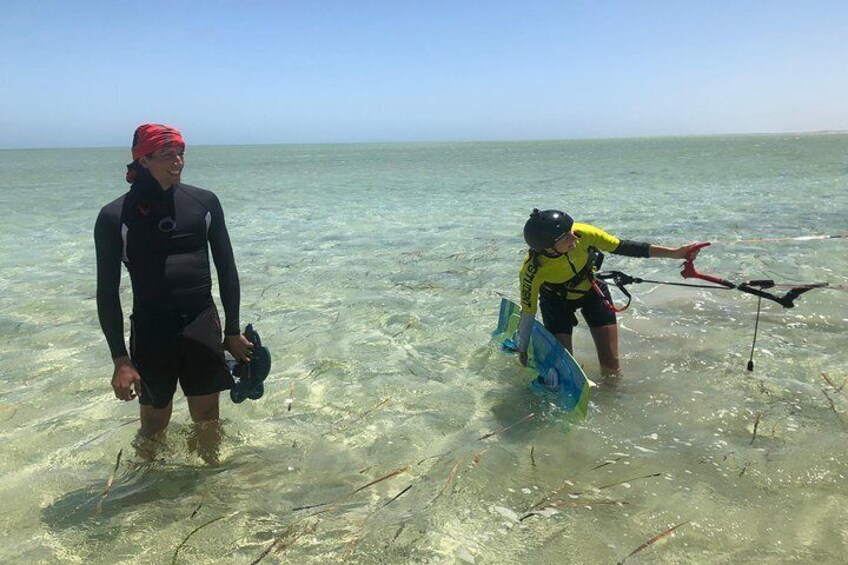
xmin=680 ymin=242 xmax=735 ymax=288
xmin=684 ymin=241 xmax=712 ymax=262
xmin=680 ymin=242 xmax=711 ymax=279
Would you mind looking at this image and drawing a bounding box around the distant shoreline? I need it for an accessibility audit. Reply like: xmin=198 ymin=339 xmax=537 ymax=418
xmin=2 ymin=130 xmax=847 ymax=151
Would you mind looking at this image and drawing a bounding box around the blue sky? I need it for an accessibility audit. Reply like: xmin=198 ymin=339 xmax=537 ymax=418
xmin=1 ymin=0 xmax=846 ymax=148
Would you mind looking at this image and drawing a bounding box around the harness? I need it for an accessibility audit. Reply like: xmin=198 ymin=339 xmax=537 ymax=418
xmin=540 ymin=246 xmax=604 ymax=299
xmin=539 ymin=246 xmax=640 ymax=314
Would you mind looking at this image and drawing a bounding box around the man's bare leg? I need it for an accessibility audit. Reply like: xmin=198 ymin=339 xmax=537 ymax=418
xmin=135 ymin=402 xmax=173 ymax=460
xmin=187 ymin=393 xmax=222 ymax=464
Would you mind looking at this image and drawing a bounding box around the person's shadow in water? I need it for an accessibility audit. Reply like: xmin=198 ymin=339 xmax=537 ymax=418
xmin=41 ymin=450 xmax=230 ymax=533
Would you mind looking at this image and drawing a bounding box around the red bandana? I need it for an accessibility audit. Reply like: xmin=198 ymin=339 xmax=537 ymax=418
xmin=131 ymin=124 xmax=185 ymax=160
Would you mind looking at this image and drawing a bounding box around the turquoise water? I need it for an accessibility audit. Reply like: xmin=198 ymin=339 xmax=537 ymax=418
xmin=1 ymin=135 xmax=847 ymax=563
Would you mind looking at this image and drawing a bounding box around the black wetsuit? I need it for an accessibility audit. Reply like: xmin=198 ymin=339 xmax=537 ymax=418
xmin=95 ymin=174 xmax=240 ymax=407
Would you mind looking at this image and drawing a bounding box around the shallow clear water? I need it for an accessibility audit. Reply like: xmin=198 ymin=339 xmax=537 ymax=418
xmin=1 ymin=135 xmax=847 ymax=563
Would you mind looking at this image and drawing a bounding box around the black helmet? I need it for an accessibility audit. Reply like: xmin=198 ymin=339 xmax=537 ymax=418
xmin=523 ymin=208 xmax=574 ymax=251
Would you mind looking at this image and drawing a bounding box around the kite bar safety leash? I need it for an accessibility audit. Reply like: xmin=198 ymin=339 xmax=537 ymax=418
xmin=717 ymin=233 xmax=848 ymax=244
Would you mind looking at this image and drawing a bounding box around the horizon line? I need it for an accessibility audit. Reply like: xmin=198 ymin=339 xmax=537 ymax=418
xmin=2 ymin=129 xmax=846 ymax=152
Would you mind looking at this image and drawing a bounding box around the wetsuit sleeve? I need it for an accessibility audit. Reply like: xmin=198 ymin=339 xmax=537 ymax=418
xmin=517 ymin=312 xmax=535 ymax=354
xmin=518 ymin=254 xmax=545 ymax=352
xmin=613 ymin=239 xmax=651 ymax=257
xmin=519 ymin=254 xmax=543 ymax=315
xmin=574 ymin=224 xmax=621 ymax=252
xmin=94 ymin=208 xmax=128 ymax=358
xmin=207 ymin=194 xmax=241 ymax=336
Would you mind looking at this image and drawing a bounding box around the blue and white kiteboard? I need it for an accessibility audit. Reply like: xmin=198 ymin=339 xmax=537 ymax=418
xmin=493 ymin=298 xmax=591 ymax=416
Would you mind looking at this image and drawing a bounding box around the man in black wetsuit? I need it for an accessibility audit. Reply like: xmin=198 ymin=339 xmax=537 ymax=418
xmin=95 ymin=124 xmax=252 ymax=461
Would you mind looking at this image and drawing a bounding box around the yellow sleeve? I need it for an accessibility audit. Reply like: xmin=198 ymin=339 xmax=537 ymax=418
xmin=519 ymin=253 xmax=544 ymax=315
xmin=573 ymin=223 xmax=620 ymax=253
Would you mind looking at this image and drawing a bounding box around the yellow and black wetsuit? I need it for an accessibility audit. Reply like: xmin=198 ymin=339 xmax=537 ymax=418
xmin=517 ymin=223 xmax=648 ymax=346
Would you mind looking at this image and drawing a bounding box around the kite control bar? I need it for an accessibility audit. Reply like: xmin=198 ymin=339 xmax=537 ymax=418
xmin=679 ymin=242 xmax=825 ymax=308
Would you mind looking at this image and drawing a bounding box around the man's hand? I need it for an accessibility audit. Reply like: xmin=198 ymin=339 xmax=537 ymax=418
xmin=519 ymin=351 xmax=529 ymax=367
xmin=224 ymin=334 xmax=254 ymax=363
xmin=112 ymin=356 xmax=141 ymax=401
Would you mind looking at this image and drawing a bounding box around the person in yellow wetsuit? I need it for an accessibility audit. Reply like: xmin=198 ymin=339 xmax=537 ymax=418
xmin=518 ymin=209 xmax=704 ymax=375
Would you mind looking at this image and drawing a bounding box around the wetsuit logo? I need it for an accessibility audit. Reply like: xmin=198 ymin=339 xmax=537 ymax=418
xmin=521 ymin=261 xmax=538 ymax=307
xmin=158 ymin=217 xmax=177 ymax=232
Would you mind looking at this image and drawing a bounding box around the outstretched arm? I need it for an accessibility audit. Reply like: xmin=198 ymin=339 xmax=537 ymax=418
xmin=613 ymin=239 xmax=708 ymax=260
